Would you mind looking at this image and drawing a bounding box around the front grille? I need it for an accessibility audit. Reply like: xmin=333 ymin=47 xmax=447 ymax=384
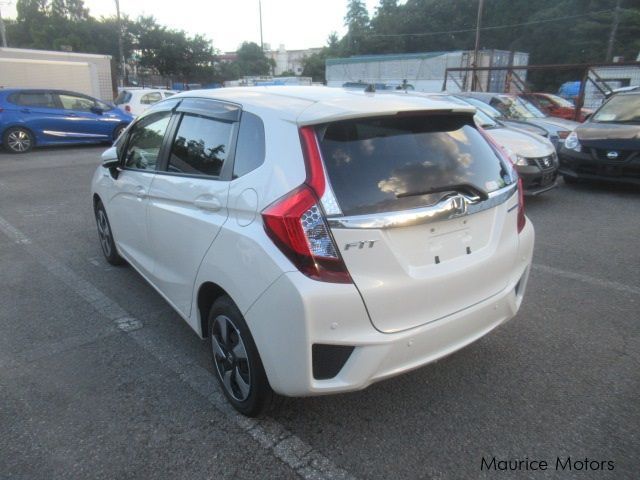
xmin=590 ymin=148 xmax=638 ymax=163
xmin=530 ymin=154 xmax=557 ymax=170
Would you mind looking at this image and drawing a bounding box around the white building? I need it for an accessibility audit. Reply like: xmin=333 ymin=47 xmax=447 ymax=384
xmin=266 ymin=44 xmax=322 ymax=76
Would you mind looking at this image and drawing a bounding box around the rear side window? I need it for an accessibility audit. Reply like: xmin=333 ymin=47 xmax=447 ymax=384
xmin=233 ymin=112 xmax=265 ymax=178
xmin=8 ymin=92 xmax=57 ymax=108
xmin=316 ymin=114 xmax=511 ymax=216
xmin=140 ymin=92 xmax=162 ymax=105
xmin=168 ymin=114 xmax=233 ymax=177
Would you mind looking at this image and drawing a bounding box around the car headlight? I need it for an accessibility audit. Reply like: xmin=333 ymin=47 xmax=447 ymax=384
xmin=515 ymin=155 xmax=529 ymax=166
xmin=564 ymin=131 xmax=581 ymax=151
xmin=558 ymin=130 xmax=570 ymax=140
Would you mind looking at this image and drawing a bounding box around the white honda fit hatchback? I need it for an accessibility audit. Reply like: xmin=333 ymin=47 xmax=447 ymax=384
xmin=92 ymin=87 xmax=534 ymax=416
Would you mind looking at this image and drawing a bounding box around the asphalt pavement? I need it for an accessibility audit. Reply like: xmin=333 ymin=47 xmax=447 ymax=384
xmin=0 ymin=146 xmax=638 ymax=479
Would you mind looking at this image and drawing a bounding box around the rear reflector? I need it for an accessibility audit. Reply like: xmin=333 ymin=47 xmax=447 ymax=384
xmin=261 ymin=127 xmax=351 ymax=283
xmin=312 ymin=344 xmax=354 ymax=379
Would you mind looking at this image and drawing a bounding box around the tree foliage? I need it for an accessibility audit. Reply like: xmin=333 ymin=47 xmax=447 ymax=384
xmin=334 ymin=0 xmax=640 ymax=67
xmin=4 ymin=0 xmax=275 ymax=84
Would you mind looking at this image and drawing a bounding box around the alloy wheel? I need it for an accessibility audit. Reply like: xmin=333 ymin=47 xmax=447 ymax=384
xmin=96 ymin=209 xmax=112 ymax=257
xmin=7 ymin=130 xmax=32 ymax=153
xmin=211 ymin=314 xmax=251 ymax=402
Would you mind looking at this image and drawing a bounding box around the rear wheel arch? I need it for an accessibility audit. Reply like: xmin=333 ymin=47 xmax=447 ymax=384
xmin=197 ymin=281 xmax=230 ymax=338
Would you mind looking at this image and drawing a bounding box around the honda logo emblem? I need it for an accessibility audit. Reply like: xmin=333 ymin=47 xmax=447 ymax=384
xmin=450 ymin=195 xmax=468 ymax=218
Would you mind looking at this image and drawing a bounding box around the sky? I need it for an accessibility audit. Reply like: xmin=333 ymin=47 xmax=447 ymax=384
xmin=2 ymin=0 xmax=382 ymax=52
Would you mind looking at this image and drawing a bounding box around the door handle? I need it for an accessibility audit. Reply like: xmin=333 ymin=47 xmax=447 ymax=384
xmin=68 ymin=113 xmax=78 ymax=117
xmin=134 ymin=185 xmax=146 ymax=199
xmin=193 ymin=196 xmax=222 ymax=212
xmin=20 ymin=108 xmax=31 ymax=113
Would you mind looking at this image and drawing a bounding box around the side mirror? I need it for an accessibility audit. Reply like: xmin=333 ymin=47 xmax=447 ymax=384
xmin=101 ymin=146 xmax=121 ymax=178
xmin=91 ymin=106 xmax=104 ymax=115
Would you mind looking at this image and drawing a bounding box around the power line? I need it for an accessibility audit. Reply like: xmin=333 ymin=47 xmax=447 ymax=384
xmin=359 ymin=9 xmax=615 ymax=38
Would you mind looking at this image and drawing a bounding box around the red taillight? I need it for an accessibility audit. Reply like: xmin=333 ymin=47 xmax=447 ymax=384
xmin=517 ymin=178 xmax=526 ymax=233
xmin=262 ymin=127 xmax=351 ymax=283
xmin=124 ymin=105 xmax=131 ymax=113
xmin=479 ymin=126 xmax=525 ymax=233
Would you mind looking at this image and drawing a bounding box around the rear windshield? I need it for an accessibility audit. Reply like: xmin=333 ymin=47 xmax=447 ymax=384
xmin=115 ymin=91 xmax=132 ymax=104
xmin=316 ymin=114 xmax=512 ymax=216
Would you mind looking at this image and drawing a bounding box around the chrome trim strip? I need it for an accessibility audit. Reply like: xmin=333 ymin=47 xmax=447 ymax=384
xmin=43 ymin=130 xmax=109 ymax=138
xmin=327 ymin=183 xmax=518 ymax=229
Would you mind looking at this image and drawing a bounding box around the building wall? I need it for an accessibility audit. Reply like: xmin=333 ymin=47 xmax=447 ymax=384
xmin=326 ymin=50 xmax=529 ymax=93
xmin=0 ymin=47 xmax=114 ymax=101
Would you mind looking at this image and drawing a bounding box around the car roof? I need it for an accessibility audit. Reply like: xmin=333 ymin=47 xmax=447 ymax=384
xmin=171 ymin=86 xmax=474 ymax=125
xmin=0 ymin=88 xmax=96 ymax=97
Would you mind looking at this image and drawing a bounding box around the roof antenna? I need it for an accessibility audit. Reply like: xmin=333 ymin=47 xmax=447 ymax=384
xmin=365 ymin=83 xmax=376 ymax=93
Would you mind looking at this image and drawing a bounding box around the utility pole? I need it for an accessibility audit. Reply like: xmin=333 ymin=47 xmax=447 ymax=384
xmin=0 ymin=1 xmax=12 ymax=48
xmin=606 ymin=0 xmax=622 ymax=62
xmin=115 ymin=0 xmax=125 ymax=87
xmin=472 ymin=0 xmax=484 ymax=90
xmin=258 ymin=0 xmax=264 ymax=51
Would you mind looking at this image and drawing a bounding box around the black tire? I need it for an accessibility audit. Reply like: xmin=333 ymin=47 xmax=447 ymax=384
xmin=3 ymin=127 xmax=35 ymax=153
xmin=112 ymin=124 xmax=127 ymax=142
xmin=563 ymin=174 xmax=578 ymax=185
xmin=94 ymin=201 xmax=125 ymax=266
xmin=208 ymin=295 xmax=274 ymax=416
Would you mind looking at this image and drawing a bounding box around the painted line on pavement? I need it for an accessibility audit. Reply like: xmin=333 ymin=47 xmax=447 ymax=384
xmin=533 ymin=264 xmax=640 ymax=297
xmin=0 ymin=214 xmax=356 ymax=480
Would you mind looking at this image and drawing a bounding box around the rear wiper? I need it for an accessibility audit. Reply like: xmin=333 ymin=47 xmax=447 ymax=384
xmin=396 ymin=184 xmax=489 ymax=201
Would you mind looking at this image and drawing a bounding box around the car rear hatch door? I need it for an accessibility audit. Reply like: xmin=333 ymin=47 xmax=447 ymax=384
xmin=315 ymin=112 xmax=520 ymax=333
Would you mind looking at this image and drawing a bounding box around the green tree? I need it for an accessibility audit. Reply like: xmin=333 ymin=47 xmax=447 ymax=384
xmin=235 ymin=42 xmax=274 ymax=76
xmin=343 ymin=0 xmax=370 ymax=54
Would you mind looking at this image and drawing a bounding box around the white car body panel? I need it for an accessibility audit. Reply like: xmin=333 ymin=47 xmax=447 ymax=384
xmin=116 ymin=89 xmax=177 ymax=117
xmin=92 ymin=86 xmax=535 ymax=397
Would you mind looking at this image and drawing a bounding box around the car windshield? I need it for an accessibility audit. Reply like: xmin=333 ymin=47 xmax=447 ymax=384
xmin=496 ymin=96 xmax=545 ymax=119
xmin=592 ymin=95 xmax=640 ymax=123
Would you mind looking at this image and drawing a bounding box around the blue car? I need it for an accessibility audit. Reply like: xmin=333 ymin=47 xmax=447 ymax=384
xmin=0 ymin=89 xmax=133 ymax=153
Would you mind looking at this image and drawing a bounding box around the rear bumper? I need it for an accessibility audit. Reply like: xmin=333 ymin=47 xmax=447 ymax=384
xmin=245 ymin=219 xmax=535 ymax=397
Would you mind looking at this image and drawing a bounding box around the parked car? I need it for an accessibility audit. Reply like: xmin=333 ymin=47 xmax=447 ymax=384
xmin=418 ymin=93 xmax=558 ymax=195
xmin=114 ymin=88 xmax=177 ymax=117
xmin=459 ymin=92 xmax=579 ymax=151
xmin=519 ymin=92 xmax=592 ymax=122
xmin=0 ymin=89 xmax=132 ymax=154
xmin=559 ymin=90 xmax=640 ymax=186
xmin=92 ymin=87 xmax=534 ymax=416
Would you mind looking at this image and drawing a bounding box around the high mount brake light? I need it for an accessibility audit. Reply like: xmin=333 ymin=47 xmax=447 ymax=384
xmin=479 ymin=126 xmax=526 ymax=234
xmin=261 ymin=126 xmax=351 ymax=283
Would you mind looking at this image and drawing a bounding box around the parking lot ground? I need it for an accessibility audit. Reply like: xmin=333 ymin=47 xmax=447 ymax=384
xmin=1 ymin=146 xmax=639 ymax=479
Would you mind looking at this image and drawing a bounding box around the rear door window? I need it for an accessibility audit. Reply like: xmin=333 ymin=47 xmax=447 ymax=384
xmin=167 ymin=114 xmax=233 ymax=177
xmin=316 ymin=114 xmax=512 ymax=216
